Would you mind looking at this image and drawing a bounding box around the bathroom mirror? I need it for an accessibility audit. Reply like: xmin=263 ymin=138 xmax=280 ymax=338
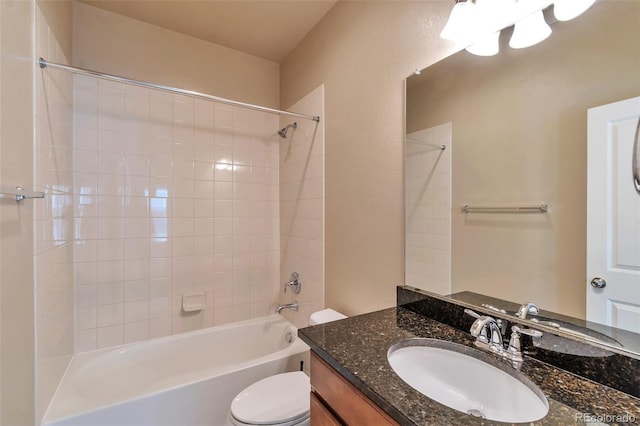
xmin=404 ymin=1 xmax=640 ymax=355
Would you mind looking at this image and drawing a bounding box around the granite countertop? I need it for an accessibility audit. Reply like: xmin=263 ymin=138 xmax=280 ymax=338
xmin=298 ymin=307 xmax=640 ymax=426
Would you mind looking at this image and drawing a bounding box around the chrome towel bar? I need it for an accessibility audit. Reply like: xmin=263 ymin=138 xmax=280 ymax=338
xmin=0 ymin=187 xmax=45 ymax=202
xmin=461 ymin=204 xmax=548 ymax=213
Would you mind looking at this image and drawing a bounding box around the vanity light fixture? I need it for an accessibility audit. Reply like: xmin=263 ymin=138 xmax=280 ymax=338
xmin=463 ymin=0 xmax=514 ymax=56
xmin=439 ymin=0 xmax=477 ymax=42
xmin=465 ymin=30 xmax=501 ymax=56
xmin=441 ymin=0 xmax=596 ymax=56
xmin=509 ymin=10 xmax=552 ymax=49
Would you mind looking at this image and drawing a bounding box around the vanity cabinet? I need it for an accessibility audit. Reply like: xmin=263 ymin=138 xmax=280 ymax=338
xmin=310 ymin=352 xmax=398 ymax=426
xmin=310 ymin=392 xmax=341 ymax=426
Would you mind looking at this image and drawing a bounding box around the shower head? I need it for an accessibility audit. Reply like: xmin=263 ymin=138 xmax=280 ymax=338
xmin=278 ymin=122 xmax=297 ymax=138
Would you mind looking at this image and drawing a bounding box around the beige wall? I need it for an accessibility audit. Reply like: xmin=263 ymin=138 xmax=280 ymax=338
xmin=0 ymin=1 xmax=35 ymax=424
xmin=280 ymin=1 xmax=456 ymax=315
xmin=406 ymin=1 xmax=640 ymax=319
xmin=35 ymin=0 xmax=75 ymax=421
xmin=0 ymin=2 xmax=3 ymax=418
xmin=0 ymin=1 xmax=3 ymax=418
xmin=38 ymin=0 xmax=73 ymax=62
xmin=73 ymin=1 xmax=280 ymax=109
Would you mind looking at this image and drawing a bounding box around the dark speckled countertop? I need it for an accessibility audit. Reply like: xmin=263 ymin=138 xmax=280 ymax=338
xmin=299 ymin=307 xmax=640 ymax=425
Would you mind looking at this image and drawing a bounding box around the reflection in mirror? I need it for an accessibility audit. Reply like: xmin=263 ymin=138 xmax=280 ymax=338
xmin=447 ymin=290 xmax=640 ymax=358
xmin=404 ymin=1 xmax=640 ymax=355
xmin=405 ymin=123 xmax=452 ymax=295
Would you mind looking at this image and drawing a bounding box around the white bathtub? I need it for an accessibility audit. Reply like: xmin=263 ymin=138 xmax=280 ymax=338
xmin=43 ymin=315 xmax=310 ymax=426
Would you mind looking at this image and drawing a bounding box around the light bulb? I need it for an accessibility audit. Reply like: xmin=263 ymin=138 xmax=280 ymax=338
xmin=553 ymin=0 xmax=597 ymax=21
xmin=466 ymin=30 xmax=501 ymax=56
xmin=474 ymin=0 xmax=518 ymax=34
xmin=509 ymin=11 xmax=552 ymax=49
xmin=440 ymin=1 xmax=476 ymax=42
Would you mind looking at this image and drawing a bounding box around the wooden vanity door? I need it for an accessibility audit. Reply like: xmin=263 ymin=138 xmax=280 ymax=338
xmin=309 ymin=352 xmax=399 ymax=426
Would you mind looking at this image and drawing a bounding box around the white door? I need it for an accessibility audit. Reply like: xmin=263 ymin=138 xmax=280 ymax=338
xmin=587 ymin=96 xmax=640 ymax=333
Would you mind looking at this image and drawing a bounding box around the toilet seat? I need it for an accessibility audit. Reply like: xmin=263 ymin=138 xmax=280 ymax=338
xmin=229 ymin=413 xmax=308 ymax=426
xmin=230 ymin=372 xmax=310 ymax=426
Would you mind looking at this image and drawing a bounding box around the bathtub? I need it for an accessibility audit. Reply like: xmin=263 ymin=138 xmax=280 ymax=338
xmin=43 ymin=315 xmax=310 ymax=426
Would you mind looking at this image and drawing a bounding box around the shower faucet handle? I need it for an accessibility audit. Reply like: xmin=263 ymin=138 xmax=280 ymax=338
xmin=284 ymin=272 xmax=302 ymax=294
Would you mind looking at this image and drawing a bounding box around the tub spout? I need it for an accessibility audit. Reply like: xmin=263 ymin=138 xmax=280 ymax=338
xmin=276 ymin=301 xmax=299 ymax=314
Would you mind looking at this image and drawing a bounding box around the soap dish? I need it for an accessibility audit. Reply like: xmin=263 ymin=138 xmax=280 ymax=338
xmin=182 ymin=292 xmax=205 ymax=312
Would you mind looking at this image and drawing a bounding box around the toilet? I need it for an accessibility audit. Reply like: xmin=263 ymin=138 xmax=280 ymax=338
xmin=229 ymin=309 xmax=347 ymax=426
xmin=308 ymin=309 xmax=347 ymax=326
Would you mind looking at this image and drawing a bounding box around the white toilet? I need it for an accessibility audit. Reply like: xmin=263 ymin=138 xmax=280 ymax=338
xmin=229 ymin=309 xmax=347 ymax=426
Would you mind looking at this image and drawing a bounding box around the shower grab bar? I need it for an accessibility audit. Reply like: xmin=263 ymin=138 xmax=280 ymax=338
xmin=0 ymin=186 xmax=45 ymax=202
xmin=38 ymin=58 xmax=320 ymax=123
xmin=406 ymin=137 xmax=446 ymax=150
xmin=461 ymin=204 xmax=548 ymax=213
xmin=633 ymin=117 xmax=640 ymax=194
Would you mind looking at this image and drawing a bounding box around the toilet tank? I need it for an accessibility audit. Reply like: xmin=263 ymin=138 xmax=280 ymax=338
xmin=309 ymin=309 xmax=347 ymax=325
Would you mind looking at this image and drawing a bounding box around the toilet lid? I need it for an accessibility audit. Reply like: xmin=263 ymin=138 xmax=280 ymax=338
xmin=230 ymin=372 xmax=310 ymax=425
xmin=309 ymin=309 xmax=347 ymax=325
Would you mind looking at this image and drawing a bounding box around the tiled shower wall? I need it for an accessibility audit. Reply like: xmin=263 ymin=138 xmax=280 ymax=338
xmin=278 ymin=86 xmax=325 ymax=328
xmin=72 ymin=76 xmax=281 ymax=351
xmin=34 ymin=1 xmax=75 ymax=420
xmin=405 ymin=123 xmax=452 ymax=295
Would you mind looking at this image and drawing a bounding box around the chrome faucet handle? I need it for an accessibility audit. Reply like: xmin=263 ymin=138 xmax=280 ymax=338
xmin=284 ymin=272 xmax=302 ymax=294
xmin=516 ymin=302 xmax=539 ymax=319
xmin=511 ymin=325 xmax=542 ymax=338
xmin=481 ymin=303 xmax=507 ymax=314
xmin=506 ymin=325 xmax=543 ymax=364
xmin=464 ymin=308 xmax=480 ymax=319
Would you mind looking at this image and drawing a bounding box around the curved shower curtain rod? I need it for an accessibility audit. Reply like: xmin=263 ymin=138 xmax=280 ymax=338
xmin=38 ymin=58 xmax=321 ymax=123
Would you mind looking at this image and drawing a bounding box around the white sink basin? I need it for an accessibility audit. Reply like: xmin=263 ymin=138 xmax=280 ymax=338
xmin=387 ymin=339 xmax=549 ymax=423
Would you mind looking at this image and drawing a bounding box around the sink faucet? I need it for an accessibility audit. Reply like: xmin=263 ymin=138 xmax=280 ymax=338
xmin=516 ymin=302 xmax=539 ymax=319
xmin=465 ymin=309 xmax=542 ymax=368
xmin=466 ymin=310 xmax=504 ymax=355
xmin=275 ymin=301 xmax=299 ymax=314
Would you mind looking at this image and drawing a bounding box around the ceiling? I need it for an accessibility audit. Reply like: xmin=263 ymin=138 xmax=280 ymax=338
xmin=77 ymin=0 xmax=338 ymax=63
